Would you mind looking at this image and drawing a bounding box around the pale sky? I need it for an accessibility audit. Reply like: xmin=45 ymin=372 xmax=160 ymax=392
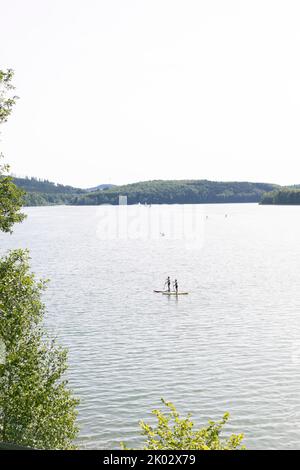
xmin=1 ymin=0 xmax=300 ymax=188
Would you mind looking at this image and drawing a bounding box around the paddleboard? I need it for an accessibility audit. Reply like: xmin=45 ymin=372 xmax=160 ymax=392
xmin=162 ymin=292 xmax=189 ymax=296
xmin=153 ymin=290 xmax=168 ymax=293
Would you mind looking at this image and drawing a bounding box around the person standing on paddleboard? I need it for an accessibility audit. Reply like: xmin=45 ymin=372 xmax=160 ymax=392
xmin=164 ymin=276 xmax=171 ymax=292
xmin=174 ymin=279 xmax=178 ymax=294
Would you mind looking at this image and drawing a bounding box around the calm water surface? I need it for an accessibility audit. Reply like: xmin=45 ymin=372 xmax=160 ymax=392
xmin=1 ymin=203 xmax=300 ymax=449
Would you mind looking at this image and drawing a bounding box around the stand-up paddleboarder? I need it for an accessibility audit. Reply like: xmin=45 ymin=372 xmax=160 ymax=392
xmin=164 ymin=276 xmax=171 ymax=292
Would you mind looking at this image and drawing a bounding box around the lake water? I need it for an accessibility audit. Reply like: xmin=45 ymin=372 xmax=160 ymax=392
xmin=1 ymin=203 xmax=300 ymax=449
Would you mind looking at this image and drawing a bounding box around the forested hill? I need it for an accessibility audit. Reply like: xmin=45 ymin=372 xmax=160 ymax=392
xmin=13 ymin=177 xmax=279 ymax=206
xmin=12 ymin=177 xmax=85 ymax=206
xmin=260 ymin=189 xmax=300 ymax=205
xmin=71 ymin=180 xmax=278 ymax=205
xmin=12 ymin=177 xmax=85 ymax=194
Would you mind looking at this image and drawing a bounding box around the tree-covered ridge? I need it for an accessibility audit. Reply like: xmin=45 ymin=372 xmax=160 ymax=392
xmin=12 ymin=176 xmax=85 ymax=194
xmin=71 ymin=180 xmax=278 ymax=206
xmin=13 ymin=177 xmax=280 ymax=206
xmin=12 ymin=177 xmax=86 ymax=206
xmin=260 ymin=189 xmax=300 ymax=205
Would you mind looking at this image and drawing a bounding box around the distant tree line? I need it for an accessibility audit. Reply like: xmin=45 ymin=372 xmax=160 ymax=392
xmin=12 ymin=177 xmax=85 ymax=206
xmin=23 ymin=192 xmax=75 ymax=206
xmin=18 ymin=176 xmax=300 ymax=207
xmin=260 ymin=189 xmax=300 ymax=205
xmin=12 ymin=177 xmax=84 ymax=195
xmin=71 ymin=180 xmax=277 ymax=205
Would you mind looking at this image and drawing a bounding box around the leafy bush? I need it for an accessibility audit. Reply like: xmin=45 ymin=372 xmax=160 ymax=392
xmin=122 ymin=399 xmax=245 ymax=450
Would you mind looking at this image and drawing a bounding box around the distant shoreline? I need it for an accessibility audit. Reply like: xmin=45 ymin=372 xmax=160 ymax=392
xmin=13 ymin=176 xmax=300 ymax=207
xmin=13 ymin=177 xmax=280 ymax=207
xmin=22 ymin=201 xmax=262 ymax=208
xmin=260 ymin=189 xmax=300 ymax=205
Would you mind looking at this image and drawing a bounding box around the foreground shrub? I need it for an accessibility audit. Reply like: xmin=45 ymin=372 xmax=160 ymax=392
xmin=122 ymin=399 xmax=245 ymax=450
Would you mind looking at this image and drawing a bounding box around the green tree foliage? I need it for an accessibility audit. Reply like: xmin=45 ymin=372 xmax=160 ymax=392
xmin=0 ymin=69 xmax=16 ymax=124
xmin=22 ymin=191 xmax=75 ymax=206
xmin=260 ymin=189 xmax=300 ymax=205
xmin=14 ymin=175 xmax=283 ymax=207
xmin=0 ymin=69 xmax=25 ymax=231
xmin=0 ymin=161 xmax=26 ymax=232
xmin=0 ymin=69 xmax=79 ymax=449
xmin=0 ymin=250 xmax=79 ymax=449
xmin=122 ymin=399 xmax=245 ymax=450
xmin=72 ymin=180 xmax=278 ymax=206
xmin=13 ymin=176 xmax=85 ymax=195
xmin=12 ymin=176 xmax=86 ymax=206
